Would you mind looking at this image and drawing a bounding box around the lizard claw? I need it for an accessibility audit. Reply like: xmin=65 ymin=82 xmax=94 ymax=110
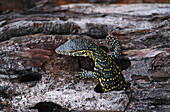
xmin=75 ymin=74 xmax=81 ymax=79
xmin=75 ymin=69 xmax=86 ymax=79
xmin=75 ymin=72 xmax=83 ymax=79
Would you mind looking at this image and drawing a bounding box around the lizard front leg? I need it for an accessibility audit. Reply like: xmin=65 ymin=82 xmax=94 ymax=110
xmin=106 ymin=34 xmax=121 ymax=59
xmin=75 ymin=69 xmax=100 ymax=79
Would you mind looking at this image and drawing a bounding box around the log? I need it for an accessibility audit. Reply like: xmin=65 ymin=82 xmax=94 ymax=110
xmin=0 ymin=2 xmax=169 ymax=112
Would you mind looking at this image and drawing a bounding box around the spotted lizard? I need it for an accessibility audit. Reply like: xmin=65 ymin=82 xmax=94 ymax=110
xmin=55 ymin=34 xmax=130 ymax=92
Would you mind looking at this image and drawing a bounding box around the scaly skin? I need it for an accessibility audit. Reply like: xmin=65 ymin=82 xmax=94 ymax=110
xmin=55 ymin=35 xmax=130 ymax=92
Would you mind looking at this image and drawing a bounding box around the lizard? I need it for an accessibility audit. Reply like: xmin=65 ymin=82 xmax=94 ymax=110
xmin=55 ymin=34 xmax=131 ymax=92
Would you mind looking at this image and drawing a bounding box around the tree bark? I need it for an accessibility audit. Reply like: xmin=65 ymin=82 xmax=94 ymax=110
xmin=0 ymin=2 xmax=169 ymax=112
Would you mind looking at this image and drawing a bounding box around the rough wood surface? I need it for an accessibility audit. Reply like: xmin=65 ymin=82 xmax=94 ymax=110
xmin=0 ymin=3 xmax=170 ymax=112
xmin=1 ymin=0 xmax=170 ymax=13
